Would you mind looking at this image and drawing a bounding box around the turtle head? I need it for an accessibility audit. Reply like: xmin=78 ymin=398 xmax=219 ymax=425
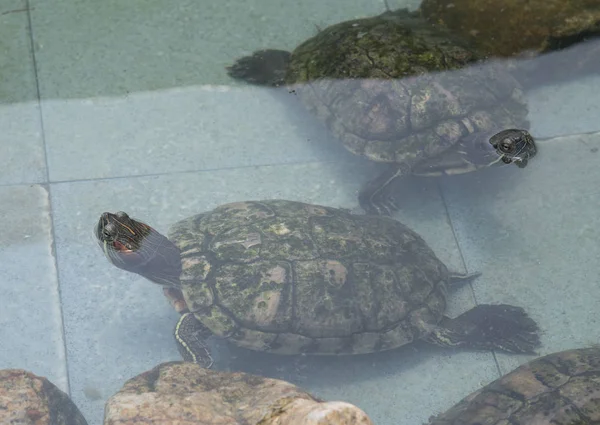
xmin=95 ymin=211 xmax=182 ymax=287
xmin=489 ymin=129 xmax=537 ymax=169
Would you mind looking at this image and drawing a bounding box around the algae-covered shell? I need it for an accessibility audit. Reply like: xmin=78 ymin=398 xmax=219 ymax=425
xmin=169 ymin=199 xmax=449 ymax=355
xmin=419 ymin=0 xmax=600 ymax=58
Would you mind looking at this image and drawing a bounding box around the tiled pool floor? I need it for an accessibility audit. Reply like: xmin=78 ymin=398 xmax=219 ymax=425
xmin=2 ymin=1 xmax=600 ymax=424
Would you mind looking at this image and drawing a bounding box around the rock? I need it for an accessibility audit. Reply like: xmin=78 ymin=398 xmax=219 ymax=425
xmin=103 ymin=361 xmax=373 ymax=425
xmin=0 ymin=369 xmax=88 ymax=425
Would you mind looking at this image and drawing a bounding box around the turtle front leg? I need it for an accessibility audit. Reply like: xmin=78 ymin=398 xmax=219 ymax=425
xmin=422 ymin=304 xmax=541 ymax=354
xmin=163 ymin=287 xmax=189 ymax=314
xmin=358 ymin=163 xmax=410 ymax=215
xmin=174 ymin=312 xmax=215 ymax=368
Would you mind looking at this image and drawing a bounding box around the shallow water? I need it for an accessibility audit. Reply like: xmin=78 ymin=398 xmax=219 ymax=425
xmin=1 ymin=0 xmax=600 ymax=424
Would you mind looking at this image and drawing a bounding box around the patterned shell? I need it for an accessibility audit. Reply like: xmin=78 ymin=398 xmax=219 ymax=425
xmin=428 ymin=347 xmax=600 ymax=425
xmin=283 ymin=10 xmax=529 ymax=165
xmin=168 ymin=200 xmax=450 ymax=355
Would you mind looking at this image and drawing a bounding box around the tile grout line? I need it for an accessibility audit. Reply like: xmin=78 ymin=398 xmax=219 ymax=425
xmin=436 ymin=180 xmax=503 ymax=378
xmin=24 ymin=0 xmax=73 ymax=395
xmin=0 ymin=158 xmax=353 ymax=188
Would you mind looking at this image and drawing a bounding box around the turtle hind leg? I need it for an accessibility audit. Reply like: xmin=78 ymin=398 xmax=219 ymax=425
xmin=424 ymin=304 xmax=541 ymax=354
xmin=174 ymin=312 xmax=215 ymax=368
xmin=226 ymin=49 xmax=291 ymax=87
xmin=358 ymin=163 xmax=411 ymax=215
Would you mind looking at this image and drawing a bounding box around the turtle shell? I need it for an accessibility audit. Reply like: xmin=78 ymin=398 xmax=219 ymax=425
xmin=281 ymin=9 xmax=529 ymax=169
xmin=168 ymin=200 xmax=450 ymax=355
xmin=419 ymin=0 xmax=600 ymax=58
xmin=419 ymin=0 xmax=600 ymax=88
xmin=427 ymin=347 xmax=600 ymax=425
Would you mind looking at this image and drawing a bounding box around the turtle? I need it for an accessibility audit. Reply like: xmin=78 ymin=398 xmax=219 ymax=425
xmin=225 ymin=8 xmax=537 ymax=215
xmin=105 ymin=361 xmax=373 ymax=424
xmin=426 ymin=346 xmax=600 ymax=425
xmin=419 ymin=0 xmax=600 ymax=88
xmin=95 ymin=199 xmax=540 ymax=368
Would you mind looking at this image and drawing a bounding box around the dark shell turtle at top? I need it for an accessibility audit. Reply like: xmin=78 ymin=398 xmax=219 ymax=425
xmin=96 ymin=200 xmax=540 ymax=368
xmin=226 ymin=9 xmax=536 ymax=214
xmin=427 ymin=347 xmax=600 ymax=425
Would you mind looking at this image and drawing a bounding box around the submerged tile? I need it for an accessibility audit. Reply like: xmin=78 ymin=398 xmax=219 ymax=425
xmin=0 ymin=184 xmax=67 ymax=391
xmin=440 ymin=131 xmax=600 ymax=374
xmin=50 ymin=158 xmax=487 ymax=425
xmin=0 ymin=2 xmax=46 ymax=185
xmin=0 ymin=1 xmax=37 ymax=104
xmin=30 ymin=0 xmax=385 ymax=99
xmin=0 ymin=102 xmax=46 ymax=185
xmin=42 ymin=85 xmax=353 ymax=182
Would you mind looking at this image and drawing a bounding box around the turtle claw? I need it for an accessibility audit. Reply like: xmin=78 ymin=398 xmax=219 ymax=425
xmin=359 ymin=163 xmax=409 ymax=215
xmin=381 ymin=196 xmax=400 ymax=215
xmin=360 ymin=192 xmax=400 ymax=216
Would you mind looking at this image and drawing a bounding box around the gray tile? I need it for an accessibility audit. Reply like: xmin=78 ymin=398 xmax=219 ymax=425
xmin=0 ymin=102 xmax=46 ymax=185
xmin=440 ymin=131 xmax=600 ymax=375
xmin=31 ymin=0 xmax=387 ymax=99
xmin=0 ymin=184 xmax=68 ymax=392
xmin=0 ymin=2 xmax=46 ymax=185
xmin=0 ymin=1 xmax=37 ymax=103
xmin=51 ymin=159 xmax=495 ymax=425
xmin=42 ymin=86 xmax=355 ymax=182
xmin=528 ymin=74 xmax=600 ymax=139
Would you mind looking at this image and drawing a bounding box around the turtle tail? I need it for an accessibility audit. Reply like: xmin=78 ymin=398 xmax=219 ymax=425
xmin=226 ymin=49 xmax=291 ymax=87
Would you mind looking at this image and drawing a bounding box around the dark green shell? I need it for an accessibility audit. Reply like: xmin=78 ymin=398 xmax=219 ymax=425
xmin=283 ymin=9 xmax=529 ymax=170
xmin=168 ymin=200 xmax=449 ymax=355
xmin=428 ymin=347 xmax=600 ymax=425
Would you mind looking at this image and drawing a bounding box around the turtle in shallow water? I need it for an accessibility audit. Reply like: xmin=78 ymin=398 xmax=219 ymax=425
xmin=226 ymin=9 xmax=536 ymax=215
xmin=427 ymin=346 xmax=600 ymax=425
xmin=95 ymin=199 xmax=540 ymax=368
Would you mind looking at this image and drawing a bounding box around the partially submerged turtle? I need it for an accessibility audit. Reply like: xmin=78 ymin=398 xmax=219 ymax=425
xmin=419 ymin=0 xmax=600 ymax=87
xmin=226 ymin=9 xmax=536 ymax=215
xmin=427 ymin=346 xmax=600 ymax=425
xmin=95 ymin=200 xmax=540 ymax=368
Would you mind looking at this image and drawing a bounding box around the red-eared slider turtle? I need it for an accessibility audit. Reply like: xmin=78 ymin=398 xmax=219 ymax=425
xmin=95 ymin=200 xmax=540 ymax=368
xmin=226 ymin=9 xmax=536 ymax=215
xmin=427 ymin=347 xmax=600 ymax=425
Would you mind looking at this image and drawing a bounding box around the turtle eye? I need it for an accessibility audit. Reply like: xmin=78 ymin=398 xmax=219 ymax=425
xmin=499 ymin=140 xmax=516 ymax=154
xmin=102 ymin=223 xmax=117 ymax=241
